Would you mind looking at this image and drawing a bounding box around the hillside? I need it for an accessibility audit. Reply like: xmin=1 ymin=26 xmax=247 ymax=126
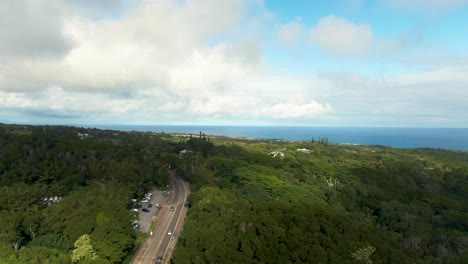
xmin=0 ymin=124 xmax=467 ymax=263
xmin=0 ymin=124 xmax=172 ymax=263
xmin=172 ymin=137 xmax=468 ymax=263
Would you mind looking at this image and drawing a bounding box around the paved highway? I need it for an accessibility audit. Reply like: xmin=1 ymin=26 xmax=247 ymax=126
xmin=132 ymin=173 xmax=190 ymax=264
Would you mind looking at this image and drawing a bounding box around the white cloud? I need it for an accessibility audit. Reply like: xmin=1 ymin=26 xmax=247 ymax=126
xmin=309 ymin=15 xmax=374 ymax=57
xmin=1 ymin=0 xmax=466 ymax=127
xmin=314 ymin=67 xmax=468 ymax=127
xmin=0 ymin=0 xmax=335 ymax=124
xmin=393 ymin=66 xmax=468 ymax=90
xmin=277 ymin=18 xmax=304 ymax=47
xmin=385 ymin=0 xmax=468 ymax=10
xmin=257 ymin=100 xmax=332 ymax=119
xmin=0 ymin=0 xmax=71 ymax=60
xmin=0 ymin=0 xmax=252 ymax=92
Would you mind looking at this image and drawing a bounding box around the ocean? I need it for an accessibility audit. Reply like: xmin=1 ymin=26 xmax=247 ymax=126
xmin=87 ymin=125 xmax=468 ymax=151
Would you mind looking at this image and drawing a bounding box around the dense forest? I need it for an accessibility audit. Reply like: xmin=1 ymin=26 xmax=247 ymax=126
xmin=0 ymin=124 xmax=467 ymax=263
xmin=0 ymin=124 xmax=172 ymax=263
xmin=173 ymin=136 xmax=468 ymax=263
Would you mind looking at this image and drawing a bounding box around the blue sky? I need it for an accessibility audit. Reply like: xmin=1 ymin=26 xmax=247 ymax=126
xmin=0 ymin=0 xmax=467 ymax=127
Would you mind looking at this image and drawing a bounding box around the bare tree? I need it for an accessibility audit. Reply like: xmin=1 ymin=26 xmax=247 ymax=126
xmin=12 ymin=237 xmax=23 ymax=252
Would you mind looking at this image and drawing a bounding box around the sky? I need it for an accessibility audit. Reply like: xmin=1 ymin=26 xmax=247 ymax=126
xmin=1 ymin=0 xmax=468 ymax=127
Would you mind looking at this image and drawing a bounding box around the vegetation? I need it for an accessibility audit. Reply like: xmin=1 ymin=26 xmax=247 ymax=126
xmin=173 ymin=136 xmax=468 ymax=263
xmin=0 ymin=124 xmax=171 ymax=263
xmin=0 ymin=124 xmax=467 ymax=263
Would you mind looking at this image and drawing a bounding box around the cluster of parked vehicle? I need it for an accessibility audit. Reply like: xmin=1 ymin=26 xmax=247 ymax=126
xmin=141 ymin=192 xmax=152 ymax=203
xmin=141 ymin=192 xmax=152 ymax=212
xmin=132 ymin=220 xmax=140 ymax=231
xmin=129 ymin=192 xmax=158 ymax=233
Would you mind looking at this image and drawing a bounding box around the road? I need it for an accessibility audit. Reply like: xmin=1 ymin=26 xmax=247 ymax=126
xmin=132 ymin=173 xmax=190 ymax=264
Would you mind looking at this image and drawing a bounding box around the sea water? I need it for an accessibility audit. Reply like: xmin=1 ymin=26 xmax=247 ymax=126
xmin=87 ymin=125 xmax=468 ymax=151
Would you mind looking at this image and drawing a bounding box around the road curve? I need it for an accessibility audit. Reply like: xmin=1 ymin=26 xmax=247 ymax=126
xmin=132 ymin=172 xmax=190 ymax=264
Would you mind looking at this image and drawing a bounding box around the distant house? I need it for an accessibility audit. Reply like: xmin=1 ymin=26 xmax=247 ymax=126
xmin=269 ymin=151 xmax=284 ymax=157
xmin=179 ymin=149 xmax=194 ymax=157
xmin=77 ymin=133 xmax=90 ymax=139
xmin=296 ymin=148 xmax=310 ymax=153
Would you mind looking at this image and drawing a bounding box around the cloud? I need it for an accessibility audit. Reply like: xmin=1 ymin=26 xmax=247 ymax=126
xmin=401 ymin=56 xmax=468 ymax=68
xmin=257 ymin=100 xmax=332 ymax=119
xmin=0 ymin=0 xmax=71 ymax=60
xmin=277 ymin=18 xmax=304 ymax=47
xmin=0 ymin=0 xmax=335 ymax=125
xmin=309 ymin=15 xmax=374 ymax=57
xmin=314 ymin=67 xmax=468 ymax=127
xmin=393 ymin=66 xmax=468 ymax=89
xmin=384 ymin=0 xmax=468 ymax=10
xmin=1 ymin=0 xmax=466 ymax=127
xmin=0 ymin=0 xmax=254 ymax=93
xmin=66 ymin=0 xmax=126 ymax=13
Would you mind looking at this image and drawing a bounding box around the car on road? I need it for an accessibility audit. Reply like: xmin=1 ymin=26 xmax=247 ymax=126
xmin=167 ymin=229 xmax=172 ymax=236
xmin=156 ymin=256 xmax=163 ymax=264
xmin=170 ymin=205 xmax=174 ymax=211
xmin=142 ymin=208 xmax=150 ymax=213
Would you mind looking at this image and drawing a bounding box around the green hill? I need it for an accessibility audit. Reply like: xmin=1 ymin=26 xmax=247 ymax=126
xmin=173 ymin=137 xmax=468 ymax=263
xmin=0 ymin=124 xmax=467 ymax=263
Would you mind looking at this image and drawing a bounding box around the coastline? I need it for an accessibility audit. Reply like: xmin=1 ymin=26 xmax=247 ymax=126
xmin=88 ymin=125 xmax=468 ymax=151
xmin=2 ymin=123 xmax=468 ymax=151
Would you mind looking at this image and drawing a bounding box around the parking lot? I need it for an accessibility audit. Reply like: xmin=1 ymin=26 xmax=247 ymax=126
xmin=137 ymin=190 xmax=164 ymax=233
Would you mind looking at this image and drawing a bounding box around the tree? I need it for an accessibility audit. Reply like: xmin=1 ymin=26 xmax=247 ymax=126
xmin=71 ymin=234 xmax=98 ymax=263
xmin=351 ymin=246 xmax=376 ymax=264
xmin=27 ymin=233 xmax=73 ymax=252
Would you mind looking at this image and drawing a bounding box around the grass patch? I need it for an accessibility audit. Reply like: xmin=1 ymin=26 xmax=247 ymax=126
xmin=149 ymin=219 xmax=158 ymax=233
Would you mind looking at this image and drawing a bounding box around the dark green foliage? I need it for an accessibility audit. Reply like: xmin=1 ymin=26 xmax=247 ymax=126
xmin=1 ymin=124 xmax=467 ymax=263
xmin=173 ymin=140 xmax=468 ymax=263
xmin=0 ymin=124 xmax=171 ymax=262
xmin=186 ymin=137 xmax=214 ymax=158
xmin=27 ymin=234 xmax=73 ymax=252
xmin=3 ymin=246 xmax=71 ymax=263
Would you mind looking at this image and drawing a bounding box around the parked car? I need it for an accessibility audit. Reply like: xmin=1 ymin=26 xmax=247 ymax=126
xmin=156 ymin=256 xmax=163 ymax=264
xmin=148 ymin=203 xmax=153 ymax=208
xmin=142 ymin=208 xmax=150 ymax=213
xmin=141 ymin=199 xmax=149 ymax=203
